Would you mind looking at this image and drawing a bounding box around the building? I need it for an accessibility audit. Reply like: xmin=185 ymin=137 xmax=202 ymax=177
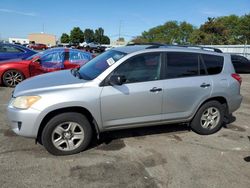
xmin=28 ymin=33 xmax=56 ymax=47
xmin=9 ymin=37 xmax=29 ymax=44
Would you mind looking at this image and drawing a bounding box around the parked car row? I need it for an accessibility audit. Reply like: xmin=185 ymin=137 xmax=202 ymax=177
xmin=0 ymin=48 xmax=92 ymax=87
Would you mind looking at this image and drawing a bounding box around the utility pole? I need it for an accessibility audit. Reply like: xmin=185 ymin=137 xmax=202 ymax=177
xmin=42 ymin=23 xmax=45 ymax=33
xmin=118 ymin=20 xmax=122 ymax=40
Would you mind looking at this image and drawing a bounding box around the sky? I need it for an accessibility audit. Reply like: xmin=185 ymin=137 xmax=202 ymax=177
xmin=0 ymin=0 xmax=249 ymax=41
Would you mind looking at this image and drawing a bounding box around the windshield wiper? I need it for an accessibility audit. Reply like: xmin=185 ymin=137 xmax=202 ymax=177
xmin=71 ymin=68 xmax=82 ymax=79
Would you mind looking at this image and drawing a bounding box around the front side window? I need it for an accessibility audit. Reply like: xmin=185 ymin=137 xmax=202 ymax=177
xmin=40 ymin=51 xmax=65 ymax=69
xmin=202 ymin=54 xmax=224 ymax=75
xmin=112 ymin=53 xmax=161 ymax=83
xmin=165 ymin=52 xmax=199 ymax=79
xmin=79 ymin=50 xmax=126 ymax=80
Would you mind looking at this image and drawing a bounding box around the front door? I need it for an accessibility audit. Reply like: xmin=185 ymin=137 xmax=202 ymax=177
xmin=100 ymin=52 xmax=163 ymax=128
xmin=29 ymin=51 xmax=65 ymax=76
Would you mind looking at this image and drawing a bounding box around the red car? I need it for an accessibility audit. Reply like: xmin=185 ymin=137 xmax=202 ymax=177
xmin=0 ymin=48 xmax=92 ymax=87
xmin=28 ymin=43 xmax=48 ymax=50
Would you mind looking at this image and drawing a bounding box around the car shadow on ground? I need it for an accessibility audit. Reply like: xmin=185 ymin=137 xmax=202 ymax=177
xmin=88 ymin=114 xmax=237 ymax=151
xmin=89 ymin=123 xmax=190 ymax=151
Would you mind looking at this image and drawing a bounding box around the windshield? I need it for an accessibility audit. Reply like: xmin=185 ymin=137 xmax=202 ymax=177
xmin=78 ymin=50 xmax=126 ymax=80
xmin=25 ymin=51 xmax=43 ymax=60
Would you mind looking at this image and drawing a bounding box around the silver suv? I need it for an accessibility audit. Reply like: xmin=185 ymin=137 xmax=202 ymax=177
xmin=7 ymin=45 xmax=242 ymax=155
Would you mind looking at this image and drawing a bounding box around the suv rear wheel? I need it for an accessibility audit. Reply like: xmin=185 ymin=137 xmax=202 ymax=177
xmin=42 ymin=112 xmax=92 ymax=155
xmin=190 ymin=101 xmax=225 ymax=135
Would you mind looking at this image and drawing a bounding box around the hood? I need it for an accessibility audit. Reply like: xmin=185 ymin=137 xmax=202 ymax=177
xmin=14 ymin=70 xmax=87 ymax=96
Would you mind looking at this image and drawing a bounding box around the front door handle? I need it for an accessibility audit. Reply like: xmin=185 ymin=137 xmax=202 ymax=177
xmin=150 ymin=87 xmax=162 ymax=92
xmin=200 ymin=83 xmax=211 ymax=88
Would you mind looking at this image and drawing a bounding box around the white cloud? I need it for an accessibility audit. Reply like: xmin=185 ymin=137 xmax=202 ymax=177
xmin=0 ymin=8 xmax=37 ymax=17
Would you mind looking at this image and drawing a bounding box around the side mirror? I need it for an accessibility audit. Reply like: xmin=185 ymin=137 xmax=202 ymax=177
xmin=109 ymin=75 xmax=126 ymax=86
xmin=32 ymin=57 xmax=41 ymax=64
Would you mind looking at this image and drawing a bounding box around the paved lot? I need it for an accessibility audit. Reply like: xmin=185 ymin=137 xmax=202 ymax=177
xmin=0 ymin=75 xmax=250 ymax=188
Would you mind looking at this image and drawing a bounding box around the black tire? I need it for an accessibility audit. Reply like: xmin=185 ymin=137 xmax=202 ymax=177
xmin=2 ymin=69 xmax=24 ymax=87
xmin=42 ymin=112 xmax=92 ymax=155
xmin=190 ymin=101 xmax=225 ymax=135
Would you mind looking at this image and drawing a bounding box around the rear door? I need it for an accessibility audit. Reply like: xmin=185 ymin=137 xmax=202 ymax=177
xmin=162 ymin=52 xmax=212 ymax=121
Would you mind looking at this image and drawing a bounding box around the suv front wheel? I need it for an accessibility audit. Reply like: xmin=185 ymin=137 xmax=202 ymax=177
xmin=190 ymin=101 xmax=225 ymax=135
xmin=42 ymin=112 xmax=92 ymax=155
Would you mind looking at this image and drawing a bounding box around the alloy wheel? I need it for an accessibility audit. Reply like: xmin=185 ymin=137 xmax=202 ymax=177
xmin=51 ymin=122 xmax=85 ymax=151
xmin=3 ymin=70 xmax=23 ymax=87
xmin=200 ymin=107 xmax=221 ymax=130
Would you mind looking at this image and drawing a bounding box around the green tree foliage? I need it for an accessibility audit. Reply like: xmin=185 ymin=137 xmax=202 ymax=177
xmin=94 ymin=27 xmax=110 ymax=44
xmin=83 ymin=29 xmax=95 ymax=43
xmin=134 ymin=14 xmax=250 ymax=45
xmin=101 ymin=35 xmax=110 ymax=44
xmin=94 ymin=27 xmax=105 ymax=43
xmin=133 ymin=21 xmax=194 ymax=44
xmin=70 ymin=27 xmax=84 ymax=44
xmin=60 ymin=33 xmax=70 ymax=43
xmin=61 ymin=27 xmax=111 ymax=45
xmin=238 ymin=14 xmax=250 ymax=43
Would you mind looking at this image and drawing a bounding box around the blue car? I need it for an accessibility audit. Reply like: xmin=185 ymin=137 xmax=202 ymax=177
xmin=0 ymin=43 xmax=37 ymax=61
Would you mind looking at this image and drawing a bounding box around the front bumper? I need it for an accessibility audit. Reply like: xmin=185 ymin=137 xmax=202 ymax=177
xmin=6 ymin=105 xmax=41 ymax=138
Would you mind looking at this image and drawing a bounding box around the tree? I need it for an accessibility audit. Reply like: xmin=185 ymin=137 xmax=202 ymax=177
xmin=132 ymin=21 xmax=194 ymax=44
xmin=93 ymin=27 xmax=110 ymax=44
xmin=179 ymin=22 xmax=194 ymax=44
xmin=94 ymin=27 xmax=105 ymax=43
xmin=133 ymin=13 xmax=250 ymax=45
xmin=70 ymin=27 xmax=84 ymax=44
xmin=60 ymin=33 xmax=70 ymax=43
xmin=84 ymin=29 xmax=95 ymax=43
xmin=238 ymin=14 xmax=250 ymax=43
xmin=101 ymin=35 xmax=110 ymax=44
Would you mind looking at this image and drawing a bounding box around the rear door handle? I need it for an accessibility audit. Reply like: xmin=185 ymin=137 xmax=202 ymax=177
xmin=200 ymin=83 xmax=211 ymax=88
xmin=150 ymin=87 xmax=162 ymax=92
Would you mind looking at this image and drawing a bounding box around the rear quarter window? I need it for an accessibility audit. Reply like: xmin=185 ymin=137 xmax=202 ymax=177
xmin=202 ymin=54 xmax=224 ymax=75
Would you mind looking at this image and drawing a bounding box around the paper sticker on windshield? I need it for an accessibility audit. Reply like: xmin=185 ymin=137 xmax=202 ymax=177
xmin=107 ymin=58 xmax=115 ymax=66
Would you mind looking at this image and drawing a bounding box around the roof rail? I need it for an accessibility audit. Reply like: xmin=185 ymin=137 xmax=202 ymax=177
xmin=176 ymin=45 xmax=223 ymax=53
xmin=126 ymin=43 xmax=223 ymax=53
xmin=126 ymin=42 xmax=165 ymax=46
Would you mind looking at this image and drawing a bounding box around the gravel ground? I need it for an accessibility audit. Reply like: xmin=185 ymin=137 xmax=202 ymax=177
xmin=0 ymin=75 xmax=249 ymax=188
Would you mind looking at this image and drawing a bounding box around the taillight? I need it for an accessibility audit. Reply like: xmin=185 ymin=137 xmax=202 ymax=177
xmin=231 ymin=73 xmax=242 ymax=85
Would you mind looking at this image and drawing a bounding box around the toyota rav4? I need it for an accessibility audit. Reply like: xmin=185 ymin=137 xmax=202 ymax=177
xmin=7 ymin=45 xmax=242 ymax=155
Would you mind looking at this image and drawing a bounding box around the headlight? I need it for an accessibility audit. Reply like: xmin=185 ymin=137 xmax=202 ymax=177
xmin=12 ymin=96 xmax=41 ymax=109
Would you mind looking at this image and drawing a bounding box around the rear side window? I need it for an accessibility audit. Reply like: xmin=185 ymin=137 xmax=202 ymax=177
xmin=165 ymin=52 xmax=199 ymax=79
xmin=202 ymin=54 xmax=224 ymax=75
